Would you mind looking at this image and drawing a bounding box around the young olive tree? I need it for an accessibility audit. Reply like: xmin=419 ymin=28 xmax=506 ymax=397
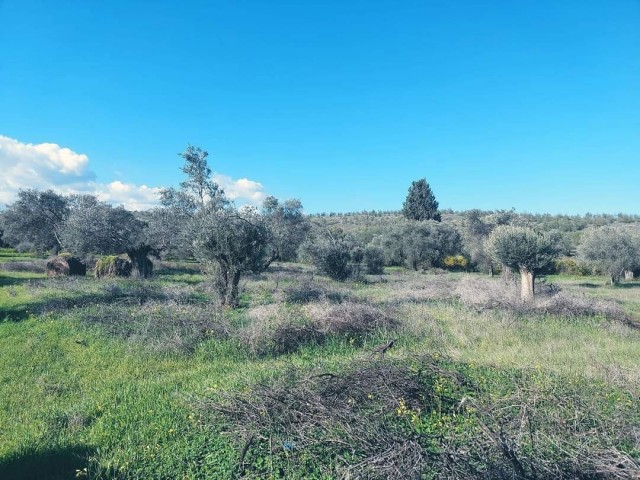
xmin=486 ymin=225 xmax=561 ymax=301
xmin=401 ymin=221 xmax=461 ymax=271
xmin=461 ymin=209 xmax=516 ymax=274
xmin=402 ymin=178 xmax=441 ymax=222
xmin=262 ymin=196 xmax=310 ymax=262
xmin=61 ymin=195 xmax=156 ymax=278
xmin=578 ymin=226 xmax=640 ymax=285
xmin=299 ymin=227 xmax=362 ymax=281
xmin=191 ymin=206 xmax=273 ymax=306
xmin=2 ymin=189 xmax=70 ymax=253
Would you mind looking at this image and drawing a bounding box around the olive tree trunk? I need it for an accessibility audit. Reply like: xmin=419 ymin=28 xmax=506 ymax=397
xmin=520 ymin=268 xmax=534 ymax=301
xmin=127 ymin=248 xmax=154 ymax=279
xmin=216 ymin=266 xmax=242 ymax=307
xmin=224 ymin=270 xmax=242 ymax=307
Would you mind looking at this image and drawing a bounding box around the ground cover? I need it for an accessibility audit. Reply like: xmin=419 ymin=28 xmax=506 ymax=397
xmin=0 ymin=249 xmax=638 ymax=479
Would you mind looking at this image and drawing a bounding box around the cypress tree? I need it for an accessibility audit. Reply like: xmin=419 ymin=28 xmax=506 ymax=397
xmin=402 ymin=179 xmax=441 ymax=221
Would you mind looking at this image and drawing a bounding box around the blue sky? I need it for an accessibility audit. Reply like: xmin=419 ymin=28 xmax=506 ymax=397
xmin=1 ymin=0 xmax=638 ymax=213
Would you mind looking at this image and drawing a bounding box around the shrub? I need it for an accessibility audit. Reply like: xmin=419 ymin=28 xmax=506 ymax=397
xmin=95 ymin=255 xmax=132 ymax=278
xmin=443 ymin=255 xmax=468 ymax=271
xmin=241 ymin=305 xmax=321 ymax=356
xmin=363 ymin=245 xmax=385 ymax=274
xmin=299 ymin=230 xmax=361 ymax=281
xmin=553 ymin=257 xmax=592 ymax=276
xmin=305 ymin=301 xmax=399 ymax=338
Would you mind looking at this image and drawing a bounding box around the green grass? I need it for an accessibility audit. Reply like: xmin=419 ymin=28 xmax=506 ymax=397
xmin=0 ymin=255 xmax=638 ymax=479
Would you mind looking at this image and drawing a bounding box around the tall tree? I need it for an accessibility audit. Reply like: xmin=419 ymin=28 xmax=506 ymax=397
xmin=155 ymin=145 xmax=227 ymax=259
xmin=486 ymin=225 xmax=561 ymax=301
xmin=402 ymin=179 xmax=441 ymax=221
xmin=159 ymin=145 xmax=226 ymax=214
xmin=2 ymin=189 xmax=70 ymax=253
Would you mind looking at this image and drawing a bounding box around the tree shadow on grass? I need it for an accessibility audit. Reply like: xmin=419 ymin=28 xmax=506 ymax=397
xmin=578 ymin=283 xmax=600 ymax=288
xmin=0 ymin=275 xmax=41 ymax=288
xmin=0 ymin=445 xmax=94 ymax=480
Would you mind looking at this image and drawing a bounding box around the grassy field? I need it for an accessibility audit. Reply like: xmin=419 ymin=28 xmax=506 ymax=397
xmin=0 ymin=250 xmax=639 ymax=479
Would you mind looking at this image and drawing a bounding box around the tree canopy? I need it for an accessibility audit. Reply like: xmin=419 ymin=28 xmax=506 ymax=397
xmin=486 ymin=225 xmax=561 ymax=300
xmin=402 ymin=179 xmax=441 ymax=222
xmin=2 ymin=189 xmax=69 ymax=253
xmin=191 ymin=205 xmax=273 ymax=306
xmin=578 ymin=226 xmax=640 ymax=284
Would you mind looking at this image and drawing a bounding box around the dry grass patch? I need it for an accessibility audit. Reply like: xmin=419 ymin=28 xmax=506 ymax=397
xmin=241 ymin=301 xmax=400 ymax=357
xmin=455 ymin=276 xmax=636 ymax=326
xmin=305 ymin=301 xmax=399 ymax=338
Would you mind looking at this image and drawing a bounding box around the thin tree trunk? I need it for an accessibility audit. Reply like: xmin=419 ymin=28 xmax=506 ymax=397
xmin=520 ymin=269 xmax=534 ymax=301
xmin=502 ymin=266 xmax=513 ymax=282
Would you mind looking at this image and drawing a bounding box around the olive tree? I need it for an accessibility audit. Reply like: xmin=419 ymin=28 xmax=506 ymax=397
xmin=191 ymin=206 xmax=273 ymax=306
xmin=402 ymin=178 xmax=441 ymax=221
xmin=486 ymin=225 xmax=561 ymax=301
xmin=153 ymin=145 xmax=227 ymax=259
xmin=2 ymin=189 xmax=69 ymax=253
xmin=61 ymin=195 xmax=156 ymax=278
xmin=578 ymin=226 xmax=640 ymax=285
xmin=262 ymin=196 xmax=310 ymax=262
xmin=299 ymin=227 xmax=362 ymax=281
xmin=402 ymin=221 xmax=461 ymax=271
xmin=160 ymin=145 xmax=226 ymax=213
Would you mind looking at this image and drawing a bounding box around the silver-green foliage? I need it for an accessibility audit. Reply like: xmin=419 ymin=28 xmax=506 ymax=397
xmin=262 ymin=196 xmax=310 ymax=262
xmin=578 ymin=226 xmax=640 ymax=283
xmin=2 ymin=189 xmax=69 ymax=253
xmin=486 ymin=225 xmax=561 ymax=275
xmin=191 ymin=206 xmax=273 ymax=306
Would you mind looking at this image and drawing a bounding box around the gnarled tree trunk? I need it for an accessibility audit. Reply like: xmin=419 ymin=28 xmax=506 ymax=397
xmin=126 ymin=245 xmax=154 ymax=279
xmin=520 ymin=268 xmax=534 ymax=302
xmin=224 ymin=270 xmax=242 ymax=307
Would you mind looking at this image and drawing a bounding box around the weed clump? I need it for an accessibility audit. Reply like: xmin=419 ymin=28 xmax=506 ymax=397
xmin=306 ymin=301 xmax=399 ymax=338
xmin=241 ymin=305 xmax=321 ymax=356
xmin=77 ymin=300 xmax=227 ymax=354
xmin=241 ymin=302 xmax=399 ymax=357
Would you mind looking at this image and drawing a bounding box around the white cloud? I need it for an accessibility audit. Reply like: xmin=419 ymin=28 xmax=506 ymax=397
xmin=0 ymin=135 xmax=96 ymax=204
xmin=95 ymin=181 xmax=163 ymax=211
xmin=213 ymin=173 xmax=267 ymax=205
xmin=0 ymin=135 xmax=268 ymax=210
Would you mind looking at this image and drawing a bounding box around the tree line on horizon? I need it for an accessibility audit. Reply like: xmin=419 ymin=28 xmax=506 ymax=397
xmin=1 ymin=145 xmax=639 ymax=304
